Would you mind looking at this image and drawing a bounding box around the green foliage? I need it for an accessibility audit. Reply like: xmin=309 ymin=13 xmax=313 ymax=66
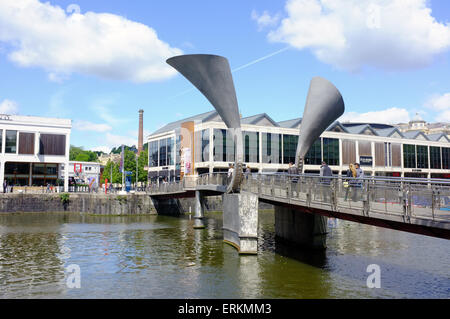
xmin=100 ymin=149 xmax=148 ymax=184
xmin=60 ymin=193 xmax=70 ymax=204
xmin=70 ymin=145 xmax=99 ymax=162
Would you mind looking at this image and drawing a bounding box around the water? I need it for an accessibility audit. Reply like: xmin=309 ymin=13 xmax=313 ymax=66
xmin=0 ymin=211 xmax=449 ymax=298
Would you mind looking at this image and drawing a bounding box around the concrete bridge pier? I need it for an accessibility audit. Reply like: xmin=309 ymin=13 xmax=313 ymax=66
xmin=222 ymin=191 xmax=259 ymax=254
xmin=274 ymin=206 xmax=328 ymax=250
xmin=194 ymin=191 xmax=206 ymax=229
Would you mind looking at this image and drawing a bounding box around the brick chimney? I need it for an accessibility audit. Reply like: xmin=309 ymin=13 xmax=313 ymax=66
xmin=138 ymin=109 xmax=144 ymax=155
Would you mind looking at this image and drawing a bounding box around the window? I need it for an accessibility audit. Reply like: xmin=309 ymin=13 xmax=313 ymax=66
xmin=283 ymin=134 xmax=298 ymax=164
xmin=304 ymin=138 xmax=322 ymax=165
xmin=39 ymin=134 xmax=66 ymax=155
xmin=243 ymin=131 xmax=259 ymax=163
xmin=5 ymin=162 xmax=30 ymax=186
xmin=5 ymin=130 xmax=17 ymax=154
xmin=159 ymin=138 xmax=167 ymax=166
xmin=403 ymin=144 xmax=416 ymax=168
xmin=19 ymin=132 xmax=35 ymax=155
xmin=262 ymin=133 xmax=281 ymax=164
xmin=213 ymin=129 xmax=235 ymax=162
xmin=167 ymin=137 xmax=174 ymax=165
xmin=322 ymin=138 xmax=339 ymax=166
xmin=416 ymin=145 xmax=428 ymax=169
xmin=195 ymin=129 xmax=209 ymax=162
xmin=443 ymin=148 xmax=449 ymax=170
xmin=149 ymin=141 xmax=159 ymax=167
xmin=430 ymin=146 xmax=441 ymax=169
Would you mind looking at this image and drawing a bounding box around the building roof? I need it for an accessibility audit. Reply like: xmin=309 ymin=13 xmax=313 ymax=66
xmin=277 ymin=118 xmax=302 ymax=128
xmin=402 ymin=130 xmax=429 ymax=140
xmin=241 ymin=113 xmax=279 ymax=127
xmin=344 ymin=124 xmax=378 ymax=136
xmin=375 ymin=127 xmax=404 ymax=138
xmin=426 ymin=133 xmax=450 ymax=142
xmin=151 ymin=110 xmax=218 ymax=135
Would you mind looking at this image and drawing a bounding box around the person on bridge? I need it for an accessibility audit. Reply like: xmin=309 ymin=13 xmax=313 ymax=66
xmin=288 ymin=162 xmax=299 ymax=183
xmin=245 ymin=166 xmax=251 ymax=179
xmin=227 ymin=163 xmax=234 ymax=181
xmin=320 ymin=161 xmax=333 ymax=202
xmin=344 ymin=163 xmax=357 ymax=201
xmin=352 ymin=163 xmax=365 ymax=201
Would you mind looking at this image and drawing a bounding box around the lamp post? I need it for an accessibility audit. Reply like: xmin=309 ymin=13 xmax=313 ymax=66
xmin=136 ymin=154 xmax=138 ymax=191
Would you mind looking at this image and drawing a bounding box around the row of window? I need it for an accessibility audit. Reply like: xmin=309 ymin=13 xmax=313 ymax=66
xmin=0 ymin=130 xmax=66 ymax=156
xmin=4 ymin=162 xmax=59 ymax=186
xmin=149 ymin=132 xmax=450 ymax=169
xmin=404 ymin=144 xmax=449 ymax=169
xmin=149 ymin=137 xmax=174 ymax=167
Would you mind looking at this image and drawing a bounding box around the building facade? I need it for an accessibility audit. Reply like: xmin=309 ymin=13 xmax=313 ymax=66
xmin=0 ymin=114 xmax=71 ymax=191
xmin=59 ymin=161 xmax=103 ymax=187
xmin=147 ymin=111 xmax=450 ymax=180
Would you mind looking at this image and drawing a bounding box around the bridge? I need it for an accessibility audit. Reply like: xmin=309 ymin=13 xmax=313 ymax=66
xmin=148 ymin=172 xmax=450 ymax=254
xmin=150 ymin=53 xmax=450 ymax=254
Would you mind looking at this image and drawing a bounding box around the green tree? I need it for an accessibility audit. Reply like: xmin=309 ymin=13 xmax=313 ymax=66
xmin=70 ymin=146 xmax=99 ymax=162
xmin=137 ymin=149 xmax=148 ymax=182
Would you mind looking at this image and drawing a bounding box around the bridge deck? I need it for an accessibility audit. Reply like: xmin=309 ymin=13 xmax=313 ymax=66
xmin=147 ymin=173 xmax=450 ymax=240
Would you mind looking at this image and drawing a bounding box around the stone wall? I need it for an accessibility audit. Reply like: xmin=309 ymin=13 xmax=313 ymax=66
xmin=0 ymin=193 xmax=273 ymax=215
xmin=0 ymin=193 xmax=157 ymax=215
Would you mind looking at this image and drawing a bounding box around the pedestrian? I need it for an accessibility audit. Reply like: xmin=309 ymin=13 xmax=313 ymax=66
xmin=288 ymin=162 xmax=299 ymax=183
xmin=344 ymin=163 xmax=356 ymax=201
xmin=320 ymin=161 xmax=333 ymax=202
xmin=227 ymin=163 xmax=234 ymax=179
xmin=352 ymin=163 xmax=364 ymax=201
xmin=46 ymin=183 xmax=50 ymax=193
xmin=3 ymin=180 xmax=7 ymax=194
xmin=245 ymin=166 xmax=251 ymax=179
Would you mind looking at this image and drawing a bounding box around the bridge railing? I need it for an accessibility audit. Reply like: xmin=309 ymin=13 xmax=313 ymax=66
xmin=241 ymin=173 xmax=450 ymax=223
xmin=197 ymin=172 xmax=229 ymax=187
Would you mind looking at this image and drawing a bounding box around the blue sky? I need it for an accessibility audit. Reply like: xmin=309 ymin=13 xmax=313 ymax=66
xmin=0 ymin=0 xmax=449 ymax=153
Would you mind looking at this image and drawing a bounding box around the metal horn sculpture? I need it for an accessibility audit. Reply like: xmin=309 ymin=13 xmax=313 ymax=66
xmin=295 ymin=76 xmax=345 ymax=171
xmin=167 ymin=54 xmax=243 ymax=193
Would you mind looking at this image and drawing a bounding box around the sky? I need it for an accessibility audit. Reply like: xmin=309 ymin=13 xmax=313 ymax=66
xmin=0 ymin=0 xmax=449 ymax=153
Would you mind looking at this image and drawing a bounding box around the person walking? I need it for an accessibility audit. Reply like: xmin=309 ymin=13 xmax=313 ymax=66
xmin=352 ymin=163 xmax=364 ymax=201
xmin=344 ymin=163 xmax=356 ymax=201
xmin=245 ymin=166 xmax=251 ymax=179
xmin=3 ymin=180 xmax=7 ymax=194
xmin=320 ymin=161 xmax=333 ymax=202
xmin=288 ymin=162 xmax=299 ymax=183
xmin=227 ymin=163 xmax=234 ymax=182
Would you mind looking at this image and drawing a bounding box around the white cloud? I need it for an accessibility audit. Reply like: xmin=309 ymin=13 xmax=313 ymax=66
xmin=339 ymin=107 xmax=410 ymax=124
xmin=425 ymin=93 xmax=450 ymax=122
xmin=105 ymin=133 xmax=137 ymax=148
xmin=73 ymin=120 xmax=112 ymax=132
xmin=251 ymin=10 xmax=281 ymax=31
xmin=0 ymin=0 xmax=182 ymax=82
xmin=261 ymin=0 xmax=450 ymax=71
xmin=0 ymin=99 xmax=19 ymax=114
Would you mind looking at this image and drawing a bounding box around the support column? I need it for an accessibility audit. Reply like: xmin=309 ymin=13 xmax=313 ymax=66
xmin=194 ymin=190 xmax=206 ymax=229
xmin=222 ymin=191 xmax=258 ymax=254
xmin=274 ymin=206 xmax=328 ymax=250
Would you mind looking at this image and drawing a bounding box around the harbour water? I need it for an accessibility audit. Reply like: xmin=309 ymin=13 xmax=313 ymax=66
xmin=0 ymin=211 xmax=449 ymax=298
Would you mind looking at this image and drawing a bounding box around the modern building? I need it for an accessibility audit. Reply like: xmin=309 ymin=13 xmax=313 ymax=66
xmin=0 ymin=114 xmax=71 ymax=191
xmin=59 ymin=161 xmax=103 ymax=187
xmin=147 ymin=110 xmax=450 ymax=180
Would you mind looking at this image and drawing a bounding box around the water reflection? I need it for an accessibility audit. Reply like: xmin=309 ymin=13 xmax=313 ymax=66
xmin=0 ymin=211 xmax=449 ymax=299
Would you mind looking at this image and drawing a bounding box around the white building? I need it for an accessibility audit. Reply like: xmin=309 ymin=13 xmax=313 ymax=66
xmin=59 ymin=161 xmax=102 ymax=187
xmin=0 ymin=114 xmax=71 ymax=191
xmin=147 ymin=111 xmax=450 ymax=180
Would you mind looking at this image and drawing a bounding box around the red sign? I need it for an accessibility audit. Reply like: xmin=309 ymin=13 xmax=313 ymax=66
xmin=74 ymin=163 xmax=82 ymax=174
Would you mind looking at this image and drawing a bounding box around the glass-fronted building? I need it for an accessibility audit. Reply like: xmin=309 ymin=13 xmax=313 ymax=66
xmin=0 ymin=114 xmax=71 ymax=191
xmin=147 ymin=111 xmax=450 ymax=180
